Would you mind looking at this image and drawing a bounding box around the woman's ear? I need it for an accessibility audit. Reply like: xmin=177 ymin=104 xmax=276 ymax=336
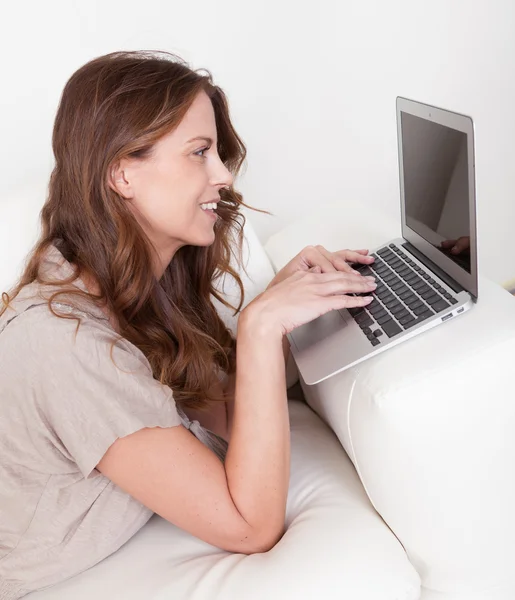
xmin=108 ymin=159 xmax=134 ymax=199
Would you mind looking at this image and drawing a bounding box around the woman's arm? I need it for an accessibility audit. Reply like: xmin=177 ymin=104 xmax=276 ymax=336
xmin=97 ymin=312 xmax=289 ymax=554
xmin=223 ymin=333 xmax=289 ymax=444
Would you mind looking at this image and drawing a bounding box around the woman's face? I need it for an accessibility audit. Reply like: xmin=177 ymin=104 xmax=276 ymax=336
xmin=113 ymin=91 xmax=234 ymax=274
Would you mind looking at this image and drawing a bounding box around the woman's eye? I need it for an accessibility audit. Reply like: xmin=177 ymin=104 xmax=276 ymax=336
xmin=194 ymin=146 xmax=210 ymax=158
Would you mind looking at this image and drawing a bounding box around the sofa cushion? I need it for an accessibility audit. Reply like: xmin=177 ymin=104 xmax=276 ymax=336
xmin=27 ymin=400 xmax=420 ymax=600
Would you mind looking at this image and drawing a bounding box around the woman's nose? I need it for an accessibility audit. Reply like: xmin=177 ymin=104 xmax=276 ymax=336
xmin=211 ymin=155 xmax=234 ymax=189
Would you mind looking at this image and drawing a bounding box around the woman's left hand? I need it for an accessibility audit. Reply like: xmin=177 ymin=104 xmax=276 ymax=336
xmin=267 ymin=244 xmax=375 ymax=289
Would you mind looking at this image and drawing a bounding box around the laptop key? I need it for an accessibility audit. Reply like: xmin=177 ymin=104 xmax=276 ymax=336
xmin=449 ymin=297 xmax=458 ymax=305
xmin=360 ymin=268 xmax=374 ymax=277
xmin=420 ymin=289 xmax=435 ymax=301
xmin=381 ymin=293 xmax=395 ymax=304
xmin=359 ymin=318 xmax=374 ymax=329
xmin=381 ymin=319 xmax=402 ymax=338
xmin=391 ymin=303 xmax=404 ymax=315
xmin=368 ymin=306 xmax=385 ymax=318
xmin=396 ymin=308 xmax=410 ymax=320
xmin=373 ymin=329 xmax=383 ymax=337
xmin=368 ymin=303 xmax=383 ymax=315
xmin=404 ymin=310 xmax=434 ymax=328
xmin=352 ymin=263 xmax=368 ymax=272
xmin=413 ymin=304 xmax=431 ymax=316
xmin=405 ymin=293 xmax=419 ymax=305
xmin=399 ymin=314 xmax=415 ymax=327
xmin=427 ymin=294 xmax=443 ymax=305
xmin=377 ymin=292 xmax=390 ymax=303
xmin=377 ymin=313 xmax=392 ymax=325
xmin=373 ymin=308 xmax=388 ymax=320
xmin=431 ymin=299 xmax=450 ymax=312
xmin=371 ymin=338 xmax=380 ymax=346
xmin=417 ymin=284 xmax=432 ymax=295
xmin=356 ymin=312 xmax=374 ymax=325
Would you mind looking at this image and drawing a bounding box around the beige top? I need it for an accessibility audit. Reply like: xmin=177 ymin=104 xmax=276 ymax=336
xmin=0 ymin=246 xmax=227 ymax=599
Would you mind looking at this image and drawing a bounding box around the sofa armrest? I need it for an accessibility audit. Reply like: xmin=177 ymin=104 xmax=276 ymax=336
xmin=264 ymin=207 xmax=515 ymax=600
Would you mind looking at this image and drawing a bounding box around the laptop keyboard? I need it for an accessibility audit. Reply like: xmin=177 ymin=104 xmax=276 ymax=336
xmin=347 ymin=244 xmax=458 ymax=346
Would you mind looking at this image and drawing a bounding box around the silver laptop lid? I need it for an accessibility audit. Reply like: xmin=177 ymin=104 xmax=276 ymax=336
xmin=396 ymin=97 xmax=478 ymax=298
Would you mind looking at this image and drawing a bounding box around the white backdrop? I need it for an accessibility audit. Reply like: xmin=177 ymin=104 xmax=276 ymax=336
xmin=1 ymin=0 xmax=514 ymax=286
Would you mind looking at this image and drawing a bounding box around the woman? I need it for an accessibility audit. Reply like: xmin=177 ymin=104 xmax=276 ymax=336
xmin=0 ymin=51 xmax=377 ymax=599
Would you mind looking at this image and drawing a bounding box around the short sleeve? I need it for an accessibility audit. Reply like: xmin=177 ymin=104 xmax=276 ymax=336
xmin=28 ymin=314 xmax=183 ymax=478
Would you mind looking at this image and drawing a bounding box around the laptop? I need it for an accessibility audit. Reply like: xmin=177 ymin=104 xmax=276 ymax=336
xmin=288 ymin=97 xmax=478 ymax=385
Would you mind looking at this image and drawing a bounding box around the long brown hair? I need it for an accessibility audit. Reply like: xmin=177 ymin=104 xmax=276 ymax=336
xmin=1 ymin=50 xmax=253 ymax=410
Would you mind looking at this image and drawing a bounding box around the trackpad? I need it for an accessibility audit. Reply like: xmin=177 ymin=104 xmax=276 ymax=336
xmin=290 ymin=310 xmax=347 ymax=353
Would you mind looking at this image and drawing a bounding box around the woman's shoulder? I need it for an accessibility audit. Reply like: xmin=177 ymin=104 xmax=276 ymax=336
xmin=0 ymin=291 xmax=150 ymax=378
xmin=0 ymin=244 xmax=116 ymax=340
xmin=0 ymin=289 xmax=182 ymax=481
xmin=0 ymin=286 xmax=177 ymax=417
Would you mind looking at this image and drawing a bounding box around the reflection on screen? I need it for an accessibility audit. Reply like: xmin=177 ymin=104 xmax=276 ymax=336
xmin=401 ymin=112 xmax=471 ymax=273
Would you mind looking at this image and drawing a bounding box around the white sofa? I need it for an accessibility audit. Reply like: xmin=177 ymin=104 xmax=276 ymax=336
xmin=2 ymin=184 xmax=514 ymax=600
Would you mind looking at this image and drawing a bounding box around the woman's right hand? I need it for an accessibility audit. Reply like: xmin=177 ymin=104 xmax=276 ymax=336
xmin=241 ymin=268 xmax=377 ymax=337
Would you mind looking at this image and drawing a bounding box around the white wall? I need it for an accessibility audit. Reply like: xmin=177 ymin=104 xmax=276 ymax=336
xmin=1 ymin=0 xmax=514 ymax=286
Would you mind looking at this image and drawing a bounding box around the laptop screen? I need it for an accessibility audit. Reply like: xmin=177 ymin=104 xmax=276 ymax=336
xmin=400 ymin=112 xmax=471 ymax=273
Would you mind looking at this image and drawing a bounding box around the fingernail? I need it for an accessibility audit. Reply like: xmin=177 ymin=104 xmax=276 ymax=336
xmin=365 ymin=276 xmax=376 ymax=281
xmin=352 ymin=269 xmax=360 ymax=274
